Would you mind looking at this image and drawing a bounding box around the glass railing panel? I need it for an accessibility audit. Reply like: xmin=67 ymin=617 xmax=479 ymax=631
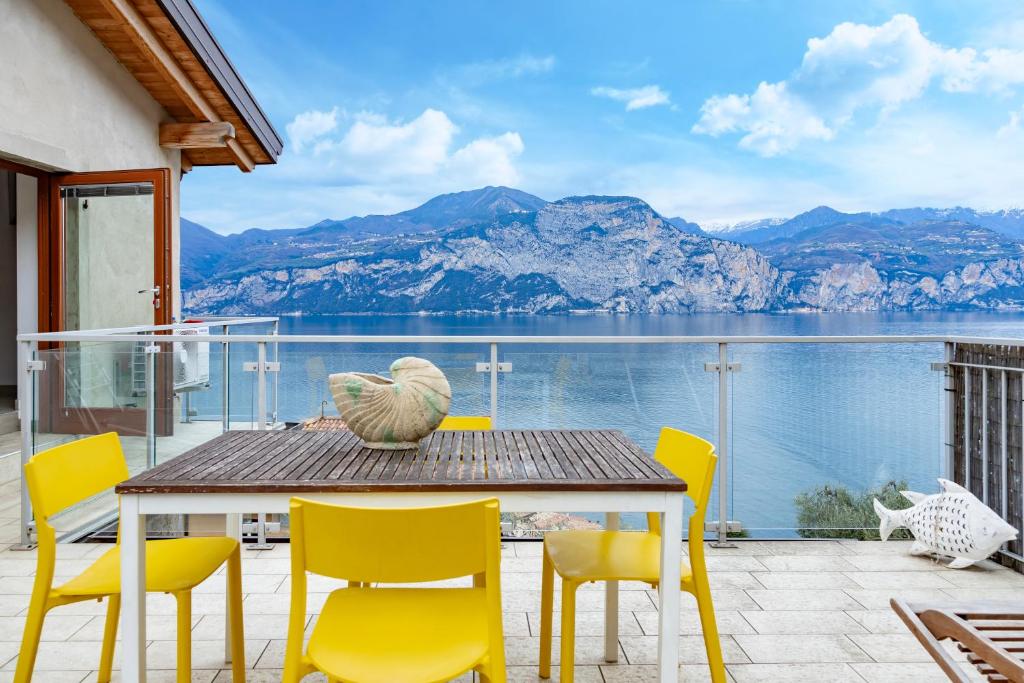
xmin=30 ymin=345 xmax=149 ymax=538
xmin=730 ymin=341 xmax=946 ymax=538
xmin=497 ymin=343 xmax=720 ymax=536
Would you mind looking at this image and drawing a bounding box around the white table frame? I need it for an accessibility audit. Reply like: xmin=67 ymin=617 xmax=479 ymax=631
xmin=119 ymin=489 xmax=685 ymax=682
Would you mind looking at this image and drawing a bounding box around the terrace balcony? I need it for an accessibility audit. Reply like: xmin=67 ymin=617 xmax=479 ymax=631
xmin=2 ymin=319 xmax=1023 ymax=681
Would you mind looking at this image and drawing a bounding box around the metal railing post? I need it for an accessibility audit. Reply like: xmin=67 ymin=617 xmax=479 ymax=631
xmin=272 ymin=320 xmax=280 ymax=425
xmin=16 ymin=339 xmax=37 ymax=549
xmin=251 ymin=340 xmax=272 ymax=549
xmin=257 ymin=341 xmax=267 ymax=431
xmin=716 ymin=342 xmax=731 ymax=547
xmin=145 ymin=343 xmax=158 ymax=469
xmin=490 ymin=342 xmax=499 ymax=426
xmin=222 ymin=325 xmax=230 ymax=433
xmin=944 ymin=341 xmax=955 ymax=479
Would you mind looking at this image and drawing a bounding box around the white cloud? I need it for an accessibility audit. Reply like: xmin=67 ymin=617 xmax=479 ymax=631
xmin=334 ymin=109 xmax=458 ymax=179
xmin=694 ymin=14 xmax=1024 ymax=155
xmin=285 ymin=107 xmax=339 ymax=153
xmin=449 ymin=132 xmax=524 ymax=187
xmin=591 ymin=85 xmax=671 ymax=111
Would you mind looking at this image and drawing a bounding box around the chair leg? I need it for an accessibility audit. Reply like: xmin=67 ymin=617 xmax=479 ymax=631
xmin=226 ymin=545 xmax=246 ymax=680
xmin=13 ymin=593 xmax=48 ymax=683
xmin=176 ymin=591 xmax=192 ymax=683
xmin=539 ymin=549 xmax=555 ymax=679
xmin=98 ymin=594 xmax=121 ymax=683
xmin=693 ymin=577 xmax=727 ymax=683
xmin=559 ymin=580 xmax=578 ymax=683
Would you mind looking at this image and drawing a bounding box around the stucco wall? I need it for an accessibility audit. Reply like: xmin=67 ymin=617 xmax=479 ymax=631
xmin=0 ymin=0 xmax=182 ymax=319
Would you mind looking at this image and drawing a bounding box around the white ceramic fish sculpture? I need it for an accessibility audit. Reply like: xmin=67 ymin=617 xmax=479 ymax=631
xmin=329 ymin=356 xmax=451 ymax=449
xmin=873 ymin=479 xmax=1018 ymax=569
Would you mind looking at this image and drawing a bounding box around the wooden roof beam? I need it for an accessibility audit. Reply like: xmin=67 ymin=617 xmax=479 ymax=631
xmin=160 ymin=122 xmax=235 ymax=149
xmin=97 ymin=0 xmax=255 ymax=172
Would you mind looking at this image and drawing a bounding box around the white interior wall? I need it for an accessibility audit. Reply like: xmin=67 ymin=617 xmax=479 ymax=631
xmin=15 ymin=175 xmax=38 ymax=340
xmin=0 ymin=171 xmax=16 ymax=387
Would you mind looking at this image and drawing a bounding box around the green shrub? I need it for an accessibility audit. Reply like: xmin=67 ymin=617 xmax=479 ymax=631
xmin=794 ymin=480 xmax=914 ymax=540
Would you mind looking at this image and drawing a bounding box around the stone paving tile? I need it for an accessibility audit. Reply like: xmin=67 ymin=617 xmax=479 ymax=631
xmin=525 ymin=610 xmax=643 ymax=637
xmin=759 ymin=541 xmax=854 ymax=556
xmin=942 ymin=587 xmax=1024 ymax=601
xmin=599 ymin=663 xmax=734 ymax=682
xmin=732 ymin=634 xmax=871 ymax=664
xmin=0 ymin=672 xmax=89 ymax=683
xmin=633 ymin=609 xmax=756 ymax=636
xmin=844 ymin=588 xmax=950 ymax=610
xmin=755 ymin=555 xmax=860 ymax=572
xmin=617 ymin=634 xmax=750 ymax=665
xmin=839 ymin=540 xmax=917 ymax=555
xmin=842 ymin=554 xmax=949 ymax=572
xmin=851 ymin=662 xmax=960 ymax=682
xmin=751 ymin=570 xmax=860 ymax=589
xmin=503 ymin=635 xmax=622 ymax=666
xmin=845 ymin=609 xmax=909 ymax=634
xmin=703 ymin=555 xmax=770 ymax=572
xmin=844 ymin=571 xmax=955 ymax=589
xmin=739 ymin=610 xmax=867 ymax=635
xmin=728 ymin=662 xmax=864 ymax=681
xmin=746 ymin=589 xmax=863 ymax=611
xmin=848 ymin=633 xmax=936 ymax=663
xmin=706 ymin=572 xmax=762 ymax=589
xmin=671 ymin=589 xmax=760 ymax=611
xmin=938 ymin=563 xmax=1024 ymax=587
xmin=0 ymin=613 xmax=91 ymax=642
xmin=71 ymin=614 xmax=193 ymax=642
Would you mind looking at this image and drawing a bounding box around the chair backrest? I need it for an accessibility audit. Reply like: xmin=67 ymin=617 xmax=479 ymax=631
xmin=438 ymin=415 xmax=492 ymax=431
xmin=646 ymin=427 xmax=718 ymax=536
xmin=289 ymin=497 xmax=501 ymax=583
xmin=24 ymin=432 xmax=129 ymax=521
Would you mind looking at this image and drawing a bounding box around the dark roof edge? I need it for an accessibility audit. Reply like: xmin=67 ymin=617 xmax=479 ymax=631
xmin=155 ymin=0 xmax=284 ymax=162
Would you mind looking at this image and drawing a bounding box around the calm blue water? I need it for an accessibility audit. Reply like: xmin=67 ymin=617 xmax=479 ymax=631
xmin=189 ymin=311 xmax=1024 ymax=535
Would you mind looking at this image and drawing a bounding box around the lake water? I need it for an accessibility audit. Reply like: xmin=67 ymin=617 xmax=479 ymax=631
xmin=192 ymin=311 xmax=1024 ymax=536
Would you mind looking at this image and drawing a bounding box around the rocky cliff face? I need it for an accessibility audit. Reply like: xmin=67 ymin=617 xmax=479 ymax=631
xmin=786 ymin=258 xmax=1024 ymax=311
xmin=183 ymin=196 xmax=788 ymax=315
xmin=182 ymin=189 xmax=1024 ymax=315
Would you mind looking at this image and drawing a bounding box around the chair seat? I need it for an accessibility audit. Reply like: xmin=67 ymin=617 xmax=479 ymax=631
xmin=54 ymin=537 xmax=237 ymax=597
xmin=545 ymin=529 xmax=693 ymax=584
xmin=308 ymin=587 xmax=490 ymax=683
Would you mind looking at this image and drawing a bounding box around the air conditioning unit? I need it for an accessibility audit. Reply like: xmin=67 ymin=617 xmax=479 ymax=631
xmin=174 ymin=327 xmax=210 ymax=390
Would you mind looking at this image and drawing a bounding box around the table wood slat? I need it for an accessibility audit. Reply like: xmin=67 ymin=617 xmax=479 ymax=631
xmin=116 ymin=429 xmax=684 ymax=494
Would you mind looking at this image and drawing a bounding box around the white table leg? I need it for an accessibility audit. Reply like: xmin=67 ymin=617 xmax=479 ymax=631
xmin=120 ymin=494 xmax=147 ymax=682
xmin=225 ymin=513 xmax=242 ymax=662
xmin=657 ymin=493 xmax=683 ymax=683
xmin=605 ymin=511 xmax=620 ymax=663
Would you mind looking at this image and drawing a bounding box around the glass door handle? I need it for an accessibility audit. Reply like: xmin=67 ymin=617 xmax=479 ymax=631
xmin=137 ymin=286 xmax=161 ymax=295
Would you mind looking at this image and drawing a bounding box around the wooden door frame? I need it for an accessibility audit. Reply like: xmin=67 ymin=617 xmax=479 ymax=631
xmin=42 ymin=168 xmax=174 ymax=436
xmin=0 ymin=158 xmax=53 ymax=337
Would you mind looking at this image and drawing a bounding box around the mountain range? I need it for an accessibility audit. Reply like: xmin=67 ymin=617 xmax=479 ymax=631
xmin=182 ymin=187 xmax=1024 ymax=315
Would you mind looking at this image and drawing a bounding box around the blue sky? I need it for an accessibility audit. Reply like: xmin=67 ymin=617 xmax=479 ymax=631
xmin=185 ymin=0 xmax=1024 ymax=233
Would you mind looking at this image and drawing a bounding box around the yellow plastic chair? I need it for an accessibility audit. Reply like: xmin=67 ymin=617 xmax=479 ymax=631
xmin=539 ymin=427 xmax=725 ymax=683
xmin=15 ymin=432 xmax=245 ymax=683
xmin=283 ymin=497 xmax=506 ymax=683
xmin=438 ymin=415 xmax=493 ymax=430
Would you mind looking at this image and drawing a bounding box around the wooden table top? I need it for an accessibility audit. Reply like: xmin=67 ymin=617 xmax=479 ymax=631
xmin=116 ymin=429 xmax=685 ymax=494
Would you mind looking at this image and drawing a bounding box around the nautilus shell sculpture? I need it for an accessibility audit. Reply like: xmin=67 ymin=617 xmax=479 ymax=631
xmin=328 ymin=357 xmax=451 ymax=449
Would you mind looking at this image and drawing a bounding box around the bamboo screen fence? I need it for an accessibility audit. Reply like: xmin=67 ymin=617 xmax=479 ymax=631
xmin=952 ymin=343 xmax=1024 ymax=571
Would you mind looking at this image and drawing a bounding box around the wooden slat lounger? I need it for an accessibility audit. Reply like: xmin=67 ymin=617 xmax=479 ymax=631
xmin=891 ymin=599 xmax=1024 ymax=683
